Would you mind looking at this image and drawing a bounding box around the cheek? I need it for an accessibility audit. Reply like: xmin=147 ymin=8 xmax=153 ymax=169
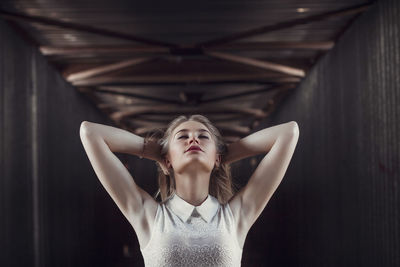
xmin=206 ymin=146 xmax=218 ymax=160
xmin=168 ymin=145 xmax=183 ymax=161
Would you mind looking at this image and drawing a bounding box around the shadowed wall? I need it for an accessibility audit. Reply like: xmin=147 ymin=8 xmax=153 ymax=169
xmin=0 ymin=18 xmax=146 ymax=266
xmin=244 ymin=0 xmax=399 ymax=266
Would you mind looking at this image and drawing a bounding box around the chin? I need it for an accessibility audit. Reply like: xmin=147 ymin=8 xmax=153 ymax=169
xmin=179 ymin=161 xmax=212 ymax=172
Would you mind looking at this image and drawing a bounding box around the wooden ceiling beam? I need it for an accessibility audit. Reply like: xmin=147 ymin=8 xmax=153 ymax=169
xmin=130 ymin=120 xmax=251 ymax=135
xmin=129 ymin=117 xmax=252 ymax=134
xmin=66 ymin=57 xmax=156 ymax=82
xmin=39 ymin=41 xmax=334 ymax=56
xmin=207 ymin=41 xmax=335 ymax=51
xmin=109 ymin=104 xmax=268 ymax=122
xmin=195 ymin=3 xmax=373 ymax=47
xmin=40 ymin=45 xmax=169 ymax=56
xmin=133 ymin=123 xmax=250 ymax=136
xmin=82 ymin=84 xmax=296 ymax=108
xmin=205 ymin=51 xmax=305 ymax=77
xmin=0 ymin=9 xmax=176 ymax=47
xmin=86 ymin=87 xmax=182 ymax=105
xmin=201 ymin=84 xmax=296 ymax=104
xmin=72 ymin=73 xmax=300 ymax=86
xmin=136 ymin=113 xmax=244 ymax=123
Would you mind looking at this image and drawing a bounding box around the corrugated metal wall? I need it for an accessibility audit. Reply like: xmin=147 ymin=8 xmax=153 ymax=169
xmin=0 ymin=19 xmax=35 ymax=267
xmin=0 ymin=18 xmax=149 ymax=266
xmin=247 ymin=0 xmax=399 ymax=266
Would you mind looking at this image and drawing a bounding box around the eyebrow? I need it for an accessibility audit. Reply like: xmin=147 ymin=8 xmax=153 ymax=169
xmin=174 ymin=128 xmax=210 ymax=137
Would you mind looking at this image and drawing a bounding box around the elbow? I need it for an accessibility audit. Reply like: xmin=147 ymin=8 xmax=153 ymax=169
xmin=287 ymin=121 xmax=299 ymax=137
xmin=80 ymin=121 xmax=92 ymax=136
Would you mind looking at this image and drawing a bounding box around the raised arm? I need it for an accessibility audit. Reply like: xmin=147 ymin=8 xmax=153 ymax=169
xmin=79 ymin=121 xmax=160 ymax=240
xmin=226 ymin=121 xmax=299 ymax=243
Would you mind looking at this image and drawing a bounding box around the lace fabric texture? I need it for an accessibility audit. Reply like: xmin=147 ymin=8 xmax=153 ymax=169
xmin=140 ymin=194 xmax=243 ymax=267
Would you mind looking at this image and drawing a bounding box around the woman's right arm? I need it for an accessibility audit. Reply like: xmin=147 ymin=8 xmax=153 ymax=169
xmin=79 ymin=120 xmax=159 ymax=229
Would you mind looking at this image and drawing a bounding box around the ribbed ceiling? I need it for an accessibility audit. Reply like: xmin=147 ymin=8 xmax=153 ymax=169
xmin=0 ymin=0 xmax=373 ymax=141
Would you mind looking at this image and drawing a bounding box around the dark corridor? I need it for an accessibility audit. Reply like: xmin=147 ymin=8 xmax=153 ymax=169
xmin=1 ymin=0 xmax=399 ymax=266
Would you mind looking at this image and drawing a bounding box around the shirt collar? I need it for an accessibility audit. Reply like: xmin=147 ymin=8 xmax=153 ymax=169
xmin=166 ymin=193 xmax=219 ymax=223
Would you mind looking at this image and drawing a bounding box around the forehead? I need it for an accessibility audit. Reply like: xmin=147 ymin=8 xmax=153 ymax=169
xmin=173 ymin=121 xmax=209 ymax=134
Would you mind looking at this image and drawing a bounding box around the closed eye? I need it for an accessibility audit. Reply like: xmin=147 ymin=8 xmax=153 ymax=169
xmin=178 ymin=135 xmax=209 ymax=139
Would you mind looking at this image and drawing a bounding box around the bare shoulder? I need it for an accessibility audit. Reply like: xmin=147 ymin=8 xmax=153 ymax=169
xmin=130 ymin=188 xmax=159 ymax=249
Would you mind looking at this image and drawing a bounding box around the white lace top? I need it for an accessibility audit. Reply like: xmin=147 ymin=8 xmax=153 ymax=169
xmin=140 ymin=192 xmax=243 ymax=267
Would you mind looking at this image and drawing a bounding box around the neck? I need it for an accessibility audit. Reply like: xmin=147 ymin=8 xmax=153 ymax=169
xmin=174 ymin=170 xmax=210 ymax=206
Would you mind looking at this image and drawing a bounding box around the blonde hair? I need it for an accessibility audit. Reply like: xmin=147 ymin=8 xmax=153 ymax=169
xmin=149 ymin=114 xmax=239 ymax=204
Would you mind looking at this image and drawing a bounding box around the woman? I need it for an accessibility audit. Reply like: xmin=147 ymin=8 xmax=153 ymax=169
xmin=80 ymin=114 xmax=299 ymax=266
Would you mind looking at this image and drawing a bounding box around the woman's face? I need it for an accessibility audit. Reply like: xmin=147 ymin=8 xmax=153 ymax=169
xmin=165 ymin=120 xmax=220 ymax=174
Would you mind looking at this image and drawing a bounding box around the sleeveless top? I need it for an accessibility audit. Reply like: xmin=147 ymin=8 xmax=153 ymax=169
xmin=140 ymin=192 xmax=243 ymax=267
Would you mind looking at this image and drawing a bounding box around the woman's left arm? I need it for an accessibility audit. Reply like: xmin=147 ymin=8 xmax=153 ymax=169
xmin=223 ymin=121 xmax=298 ymax=165
xmin=224 ymin=121 xmax=299 ymax=233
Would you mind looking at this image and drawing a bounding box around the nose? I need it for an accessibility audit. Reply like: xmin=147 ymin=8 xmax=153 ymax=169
xmin=189 ymin=135 xmax=199 ymax=144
